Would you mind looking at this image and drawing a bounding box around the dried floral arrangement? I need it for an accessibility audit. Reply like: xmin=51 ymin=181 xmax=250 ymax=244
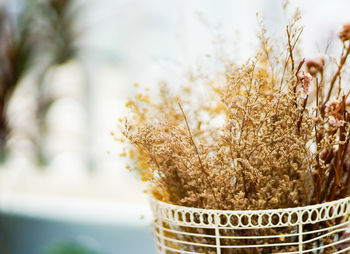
xmin=119 ymin=10 xmax=350 ymax=253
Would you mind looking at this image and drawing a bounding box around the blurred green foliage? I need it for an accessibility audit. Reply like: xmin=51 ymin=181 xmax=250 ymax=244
xmin=45 ymin=243 xmax=100 ymax=254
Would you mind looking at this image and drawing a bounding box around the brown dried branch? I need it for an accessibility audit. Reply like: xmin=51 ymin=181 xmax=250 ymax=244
xmin=322 ymin=43 xmax=350 ymax=110
xmin=178 ymin=102 xmax=220 ymax=208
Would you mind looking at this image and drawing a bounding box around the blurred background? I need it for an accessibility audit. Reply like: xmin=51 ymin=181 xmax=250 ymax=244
xmin=0 ymin=0 xmax=349 ymax=253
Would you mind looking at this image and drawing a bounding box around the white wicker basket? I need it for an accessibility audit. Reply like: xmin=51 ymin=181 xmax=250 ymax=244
xmin=150 ymin=196 xmax=350 ymax=254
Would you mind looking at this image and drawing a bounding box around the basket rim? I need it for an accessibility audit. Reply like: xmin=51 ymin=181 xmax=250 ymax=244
xmin=150 ymin=195 xmax=350 ymax=214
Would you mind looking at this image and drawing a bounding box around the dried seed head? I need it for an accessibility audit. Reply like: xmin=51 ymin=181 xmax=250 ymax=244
xmin=306 ymin=56 xmax=325 ymax=76
xmin=325 ymin=99 xmax=346 ymax=127
xmin=339 ymin=23 xmax=350 ymax=41
xmin=298 ymin=71 xmax=313 ymax=98
xmin=329 ymin=115 xmax=345 ymax=127
xmin=325 ymin=99 xmax=341 ymax=114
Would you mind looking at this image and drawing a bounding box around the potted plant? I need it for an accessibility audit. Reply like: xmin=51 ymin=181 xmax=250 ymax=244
xmin=121 ymin=9 xmax=350 ymax=253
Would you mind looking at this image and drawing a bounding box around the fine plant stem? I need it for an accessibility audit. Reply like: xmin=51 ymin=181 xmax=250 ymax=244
xmin=313 ymin=77 xmax=324 ymax=203
xmin=178 ymin=102 xmax=220 ymax=208
xmin=295 ymin=58 xmax=305 ymax=77
xmin=329 ymin=96 xmax=348 ymax=201
xmin=280 ymin=28 xmax=304 ymax=88
xmin=297 ymin=95 xmax=308 ymax=134
xmin=322 ymin=43 xmax=350 ymax=111
xmin=286 ymin=25 xmax=295 ymax=71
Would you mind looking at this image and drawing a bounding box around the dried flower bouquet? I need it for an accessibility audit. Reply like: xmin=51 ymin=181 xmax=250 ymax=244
xmin=119 ymin=11 xmax=350 ymax=253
